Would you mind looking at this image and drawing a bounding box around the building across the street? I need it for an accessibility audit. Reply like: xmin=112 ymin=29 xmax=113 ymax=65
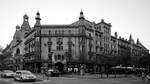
xmin=3 ymin=11 xmax=149 ymax=73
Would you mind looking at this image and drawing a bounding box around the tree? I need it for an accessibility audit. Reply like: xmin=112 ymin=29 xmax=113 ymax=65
xmin=0 ymin=51 xmax=13 ymax=70
xmin=111 ymin=55 xmax=131 ymax=66
xmin=139 ymin=54 xmax=150 ymax=67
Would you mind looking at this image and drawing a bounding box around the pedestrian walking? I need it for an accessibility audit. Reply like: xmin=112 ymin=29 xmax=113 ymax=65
xmin=141 ymin=72 xmax=146 ymax=80
xmin=145 ymin=73 xmax=150 ymax=82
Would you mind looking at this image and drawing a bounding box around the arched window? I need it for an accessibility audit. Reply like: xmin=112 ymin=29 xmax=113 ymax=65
xmin=55 ymin=55 xmax=57 ymax=60
xmin=62 ymin=55 xmax=64 ymax=60
xmin=25 ymin=32 xmax=28 ymax=35
xmin=49 ymin=30 xmax=51 ymax=35
xmin=16 ymin=48 xmax=20 ymax=55
xmin=58 ymin=54 xmax=61 ymax=60
xmin=62 ymin=30 xmax=64 ymax=35
xmin=55 ymin=30 xmax=57 ymax=34
xmin=68 ymin=30 xmax=71 ymax=34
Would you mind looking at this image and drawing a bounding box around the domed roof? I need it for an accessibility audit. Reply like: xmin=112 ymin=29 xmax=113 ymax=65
xmin=79 ymin=10 xmax=85 ymax=20
xmin=21 ymin=14 xmax=31 ymax=32
xmin=13 ymin=30 xmax=23 ymax=41
xmin=23 ymin=14 xmax=29 ymax=20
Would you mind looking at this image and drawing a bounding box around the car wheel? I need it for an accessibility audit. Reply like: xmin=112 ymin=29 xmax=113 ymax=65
xmin=3 ymin=75 xmax=6 ymax=78
xmin=32 ymin=79 xmax=36 ymax=82
xmin=14 ymin=77 xmax=19 ymax=81
xmin=14 ymin=78 xmax=17 ymax=81
xmin=20 ymin=77 xmax=23 ymax=82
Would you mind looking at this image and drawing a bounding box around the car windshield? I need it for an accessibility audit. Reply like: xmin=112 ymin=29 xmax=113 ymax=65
xmin=21 ymin=71 xmax=32 ymax=75
xmin=4 ymin=70 xmax=13 ymax=73
xmin=17 ymin=71 xmax=32 ymax=75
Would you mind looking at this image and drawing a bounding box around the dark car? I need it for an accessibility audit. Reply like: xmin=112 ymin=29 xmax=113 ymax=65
xmin=1 ymin=70 xmax=15 ymax=78
xmin=46 ymin=69 xmax=60 ymax=77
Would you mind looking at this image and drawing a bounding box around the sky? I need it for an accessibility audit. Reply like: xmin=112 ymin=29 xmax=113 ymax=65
xmin=0 ymin=0 xmax=150 ymax=50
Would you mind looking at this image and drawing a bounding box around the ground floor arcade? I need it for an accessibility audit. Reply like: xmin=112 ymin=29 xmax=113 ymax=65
xmin=23 ymin=61 xmax=110 ymax=74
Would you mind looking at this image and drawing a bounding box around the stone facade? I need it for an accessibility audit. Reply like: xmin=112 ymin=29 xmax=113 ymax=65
xmin=110 ymin=33 xmax=149 ymax=66
xmin=4 ymin=11 xmax=149 ymax=73
xmin=3 ymin=14 xmax=31 ymax=70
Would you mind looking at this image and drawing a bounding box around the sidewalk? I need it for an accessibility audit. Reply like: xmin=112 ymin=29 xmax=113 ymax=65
xmin=34 ymin=73 xmax=149 ymax=84
xmin=35 ymin=73 xmax=131 ymax=80
xmin=35 ymin=73 xmax=49 ymax=81
xmin=61 ymin=73 xmax=130 ymax=79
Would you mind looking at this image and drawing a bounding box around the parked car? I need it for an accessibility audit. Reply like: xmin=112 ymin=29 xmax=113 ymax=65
xmin=46 ymin=69 xmax=60 ymax=77
xmin=14 ymin=70 xmax=36 ymax=81
xmin=1 ymin=70 xmax=15 ymax=78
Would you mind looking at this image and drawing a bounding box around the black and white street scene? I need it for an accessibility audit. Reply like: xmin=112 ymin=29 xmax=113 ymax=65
xmin=0 ymin=0 xmax=150 ymax=84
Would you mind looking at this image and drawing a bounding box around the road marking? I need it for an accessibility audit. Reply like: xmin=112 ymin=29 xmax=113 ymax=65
xmin=0 ymin=78 xmax=49 ymax=84
xmin=12 ymin=80 xmax=52 ymax=84
xmin=34 ymin=80 xmax=51 ymax=83
xmin=13 ymin=83 xmax=33 ymax=84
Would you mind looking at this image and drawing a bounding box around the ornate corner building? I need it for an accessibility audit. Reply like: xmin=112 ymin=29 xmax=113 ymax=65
xmin=3 ymin=11 xmax=149 ymax=73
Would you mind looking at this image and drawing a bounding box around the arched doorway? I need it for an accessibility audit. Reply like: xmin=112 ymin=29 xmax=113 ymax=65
xmin=15 ymin=48 xmax=21 ymax=70
xmin=55 ymin=62 xmax=64 ymax=73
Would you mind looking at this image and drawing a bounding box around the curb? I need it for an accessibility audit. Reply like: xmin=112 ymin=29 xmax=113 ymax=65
xmin=61 ymin=75 xmax=131 ymax=79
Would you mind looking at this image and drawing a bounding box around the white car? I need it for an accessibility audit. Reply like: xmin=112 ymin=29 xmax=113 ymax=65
xmin=1 ymin=70 xmax=15 ymax=78
xmin=14 ymin=70 xmax=36 ymax=81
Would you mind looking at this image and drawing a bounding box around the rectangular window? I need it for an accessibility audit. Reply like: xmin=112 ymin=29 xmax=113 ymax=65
xmin=60 ymin=46 xmax=63 ymax=50
xmin=99 ymin=34 xmax=102 ymax=38
xmin=89 ymin=33 xmax=91 ymax=37
xmin=62 ymin=55 xmax=64 ymax=60
xmin=58 ymin=54 xmax=61 ymax=60
xmin=57 ymin=37 xmax=63 ymax=45
xmin=48 ymin=37 xmax=51 ymax=42
xmin=48 ymin=46 xmax=51 ymax=52
xmin=62 ymin=30 xmax=64 ymax=35
xmin=55 ymin=55 xmax=57 ymax=60
xmin=57 ymin=37 xmax=63 ymax=42
xmin=58 ymin=30 xmax=61 ymax=34
xmin=56 ymin=46 xmax=63 ymax=51
xmin=99 ymin=26 xmax=101 ymax=31
xmin=96 ymin=46 xmax=98 ymax=52
xmin=48 ymin=54 xmax=52 ymax=61
xmin=100 ymin=41 xmax=102 ymax=46
xmin=55 ymin=30 xmax=57 ymax=34
xmin=96 ymin=41 xmax=97 ymax=44
xmin=57 ymin=46 xmax=59 ymax=50
xmin=68 ymin=30 xmax=71 ymax=34
xmin=49 ymin=30 xmax=51 ymax=35
xmin=36 ymin=37 xmax=39 ymax=41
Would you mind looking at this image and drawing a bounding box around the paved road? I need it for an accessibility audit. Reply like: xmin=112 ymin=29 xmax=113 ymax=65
xmin=37 ymin=77 xmax=149 ymax=84
xmin=0 ymin=76 xmax=149 ymax=84
xmin=0 ymin=78 xmax=13 ymax=84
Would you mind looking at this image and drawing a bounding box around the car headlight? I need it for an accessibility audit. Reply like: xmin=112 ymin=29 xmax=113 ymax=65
xmin=6 ymin=74 xmax=10 ymax=76
xmin=33 ymin=75 xmax=37 ymax=79
xmin=22 ymin=76 xmax=28 ymax=79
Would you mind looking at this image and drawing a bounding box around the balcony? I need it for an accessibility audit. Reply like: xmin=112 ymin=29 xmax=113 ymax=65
xmin=67 ymin=41 xmax=73 ymax=45
xmin=24 ymin=58 xmax=42 ymax=63
xmin=57 ymin=41 xmax=63 ymax=45
xmin=47 ymin=41 xmax=52 ymax=45
xmin=39 ymin=33 xmax=79 ymax=37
